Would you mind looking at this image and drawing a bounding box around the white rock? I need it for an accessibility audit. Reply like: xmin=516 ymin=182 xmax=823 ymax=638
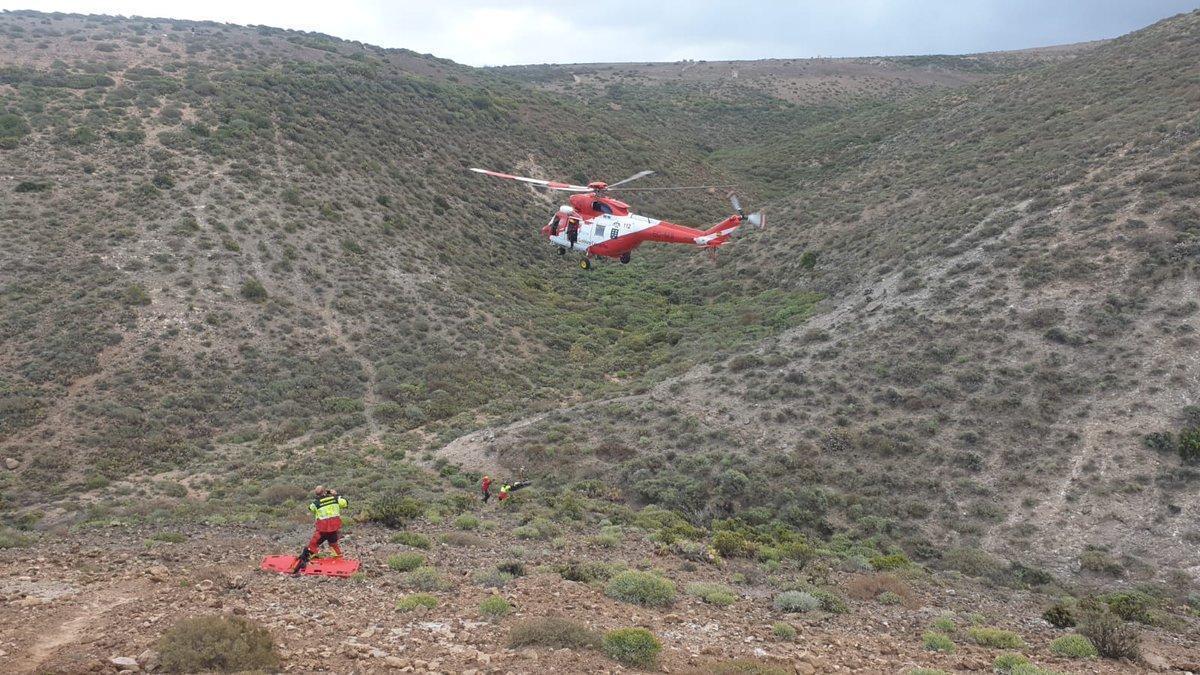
xmin=3 ymin=458 xmax=17 ymax=470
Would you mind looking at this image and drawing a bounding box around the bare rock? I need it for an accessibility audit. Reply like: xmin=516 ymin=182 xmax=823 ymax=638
xmin=136 ymin=649 xmax=160 ymax=672
xmin=4 ymin=457 xmax=17 ymax=470
xmin=110 ymin=656 xmax=140 ymax=671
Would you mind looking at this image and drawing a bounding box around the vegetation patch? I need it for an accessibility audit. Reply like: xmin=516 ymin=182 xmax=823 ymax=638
xmin=508 ymin=617 xmax=602 ymax=649
xmin=604 ymin=570 xmax=676 ymax=606
xmin=1049 ymin=634 xmax=1097 ymax=658
xmin=602 ymin=627 xmax=662 ymax=668
xmin=396 ymin=593 xmax=439 ymax=612
xmin=157 ymin=615 xmax=278 ymax=673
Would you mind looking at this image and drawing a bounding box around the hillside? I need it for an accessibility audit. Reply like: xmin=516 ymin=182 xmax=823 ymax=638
xmin=1 ymin=8 xmax=1199 ymax=673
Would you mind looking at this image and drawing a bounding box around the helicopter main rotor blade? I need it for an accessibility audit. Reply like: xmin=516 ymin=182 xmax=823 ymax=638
xmin=469 ymin=167 xmax=591 ymax=192
xmin=605 ymin=170 xmax=655 ymax=189
xmin=613 ymin=184 xmax=737 ymax=192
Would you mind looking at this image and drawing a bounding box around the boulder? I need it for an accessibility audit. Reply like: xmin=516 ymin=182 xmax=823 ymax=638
xmin=109 ymin=656 xmax=139 ymax=671
xmin=4 ymin=457 xmax=17 ymax=470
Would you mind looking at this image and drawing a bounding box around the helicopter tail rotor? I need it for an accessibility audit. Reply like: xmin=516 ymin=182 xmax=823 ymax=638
xmin=728 ymin=193 xmax=765 ymax=229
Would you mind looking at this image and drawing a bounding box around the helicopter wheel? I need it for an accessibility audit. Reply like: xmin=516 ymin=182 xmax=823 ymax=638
xmin=558 ymin=247 xmax=566 ymax=256
xmin=619 ymin=253 xmax=631 ymax=264
xmin=579 ymin=258 xmax=592 ymax=270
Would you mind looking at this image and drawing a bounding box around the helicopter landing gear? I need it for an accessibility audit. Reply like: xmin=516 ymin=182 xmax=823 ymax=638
xmin=619 ymin=252 xmax=631 ymax=264
xmin=579 ymin=257 xmax=592 ymax=270
xmin=558 ymin=247 xmax=566 ymax=256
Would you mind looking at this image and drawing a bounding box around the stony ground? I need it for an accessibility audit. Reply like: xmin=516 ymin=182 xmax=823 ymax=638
xmin=3 ymin=514 xmax=1197 ymax=674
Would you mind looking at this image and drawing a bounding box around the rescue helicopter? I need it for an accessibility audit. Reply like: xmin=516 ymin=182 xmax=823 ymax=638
xmin=469 ymin=167 xmax=765 ymax=269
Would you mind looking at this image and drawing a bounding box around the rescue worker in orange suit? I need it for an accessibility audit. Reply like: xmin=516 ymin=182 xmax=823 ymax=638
xmin=292 ymin=486 xmax=348 ymax=574
xmin=497 ymin=480 xmax=531 ymax=502
xmin=481 ymin=475 xmax=492 ymax=503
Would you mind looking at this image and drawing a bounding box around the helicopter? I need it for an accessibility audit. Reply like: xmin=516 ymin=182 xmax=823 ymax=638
xmin=469 ymin=167 xmax=764 ymax=269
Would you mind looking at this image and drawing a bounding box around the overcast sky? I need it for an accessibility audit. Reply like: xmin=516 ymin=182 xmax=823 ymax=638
xmin=6 ymin=0 xmax=1198 ymax=65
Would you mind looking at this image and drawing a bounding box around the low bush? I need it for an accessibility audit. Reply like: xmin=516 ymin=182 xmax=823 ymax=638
xmin=602 ymin=627 xmax=661 ymax=668
xmin=922 ymin=631 xmax=955 ymax=653
xmin=440 ymin=531 xmax=486 ymax=547
xmin=1079 ymin=610 xmax=1140 ymax=659
xmin=1049 ymin=634 xmax=1097 ymax=658
xmin=967 ymin=626 xmax=1025 ymax=649
xmin=701 ymin=659 xmax=791 ymax=675
xmin=157 ymin=615 xmax=278 ymax=672
xmin=1101 ymin=591 xmax=1154 ymax=624
xmin=846 ymin=573 xmax=913 ymax=606
xmin=367 ymin=495 xmax=424 ymax=528
xmin=604 ymin=571 xmax=676 ymax=606
xmin=454 ymin=514 xmax=480 ymax=530
xmin=685 ymin=582 xmax=737 ymax=607
xmin=932 ymin=614 xmax=956 ymax=632
xmin=480 ymin=595 xmax=512 ymax=619
xmin=554 ymin=559 xmax=620 ymax=583
xmin=496 ymin=560 xmax=526 ymax=577
xmin=869 ymin=553 xmax=911 ymax=571
xmin=508 ymin=617 xmax=601 ymax=649
xmin=391 ymin=531 xmax=431 ymax=549
xmin=386 ymin=552 xmax=425 ymax=572
xmin=0 ymin=529 xmax=34 ymax=549
xmin=877 ymin=591 xmax=902 ymax=605
xmin=1079 ymin=549 xmax=1123 ymax=576
xmin=405 ymin=566 xmax=451 ymax=591
xmin=771 ymin=622 xmax=796 ymax=640
xmin=239 ymin=278 xmax=267 ymax=302
xmin=773 ymin=591 xmax=820 ymax=613
xmin=396 ymin=593 xmax=438 ymax=612
xmin=150 ymin=531 xmax=185 ymax=543
xmin=811 ymin=589 xmax=849 ymax=614
xmin=473 ymin=568 xmax=514 ymax=588
xmin=1042 ymin=600 xmax=1076 ymax=628
xmin=712 ymin=530 xmax=756 ymax=558
xmin=993 ymin=653 xmax=1030 ymax=673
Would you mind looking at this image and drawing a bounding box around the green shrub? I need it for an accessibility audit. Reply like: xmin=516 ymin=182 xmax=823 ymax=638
xmin=932 ymin=614 xmax=956 ymax=632
xmin=555 ymin=560 xmax=620 ymax=583
xmin=1079 ymin=610 xmax=1140 ymax=659
xmin=405 ymin=566 xmax=451 ymax=591
xmin=1179 ymin=427 xmax=1200 ymax=464
xmin=391 ymin=531 xmax=431 ymax=549
xmin=1101 ymin=591 xmax=1154 ymax=623
xmin=508 ymin=617 xmax=601 ymax=649
xmin=440 ymin=531 xmax=486 ymax=547
xmin=1049 ymin=634 xmax=1097 ymax=658
xmin=239 ymin=278 xmax=267 ymax=301
xmin=473 ymin=568 xmax=514 ymax=588
xmin=396 ymin=593 xmax=438 ymax=612
xmin=712 ymin=530 xmax=756 ymax=557
xmin=1079 ymin=549 xmax=1123 ymax=576
xmin=480 ymin=595 xmax=512 ymax=619
xmin=454 ymin=514 xmax=480 ymax=530
xmin=922 ymin=631 xmax=955 ymax=653
xmin=14 ymin=181 xmax=49 ymax=193
xmin=993 ymin=653 xmax=1030 ymax=673
xmin=685 ymin=582 xmax=737 ymax=607
xmin=870 ymin=553 xmax=911 ymax=571
xmin=158 ymin=615 xmax=278 ymax=672
xmin=0 ymin=529 xmax=35 ymax=549
xmin=877 ymin=591 xmax=902 ymax=605
xmin=150 ymin=531 xmax=185 ymax=543
xmin=122 ymin=284 xmax=151 ymax=306
xmin=496 ymin=560 xmax=526 ymax=577
xmin=811 ymin=589 xmax=849 ymax=614
xmin=604 ymin=571 xmax=676 ymax=606
xmin=771 ymin=622 xmax=796 ymax=640
xmin=773 ymin=591 xmax=820 ymax=613
xmin=602 ymin=627 xmax=661 ymax=668
xmin=701 ymin=659 xmax=791 ymax=675
xmin=367 ymin=495 xmax=425 ymax=528
xmin=386 ymin=552 xmax=425 ymax=572
xmin=967 ymin=626 xmax=1025 ymax=649
xmin=1042 ymin=600 xmax=1076 ymax=628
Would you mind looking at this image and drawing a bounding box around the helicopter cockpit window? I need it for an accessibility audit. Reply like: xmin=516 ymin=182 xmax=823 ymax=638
xmin=593 ymin=223 xmax=606 ymax=237
xmin=593 ymin=201 xmax=613 ymax=215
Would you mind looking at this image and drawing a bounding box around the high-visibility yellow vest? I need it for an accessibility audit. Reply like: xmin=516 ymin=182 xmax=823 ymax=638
xmin=309 ymin=495 xmax=348 ymax=520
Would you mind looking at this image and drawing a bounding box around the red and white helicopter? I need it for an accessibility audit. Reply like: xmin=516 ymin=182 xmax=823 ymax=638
xmin=469 ymin=167 xmax=764 ymax=269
